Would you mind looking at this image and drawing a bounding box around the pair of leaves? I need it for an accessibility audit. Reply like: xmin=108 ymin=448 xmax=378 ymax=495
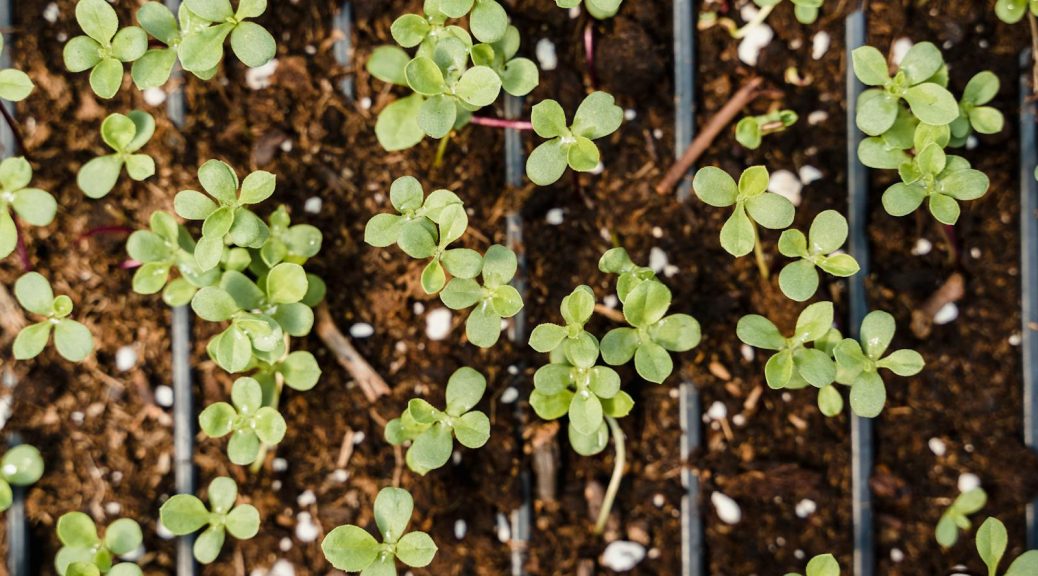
xmin=529 ymin=285 xmax=598 ymax=361
xmin=439 ymin=244 xmax=523 ymax=348
xmin=321 ymin=487 xmax=438 ymax=573
xmin=199 ymin=377 xmax=288 ymax=466
xmin=406 ymin=48 xmax=502 ymax=139
xmin=737 ymin=301 xmax=836 ymax=391
xmin=783 ymin=553 xmax=840 ymax=576
xmin=950 ymin=71 xmax=1004 ymax=144
xmin=160 ymin=476 xmax=260 ymax=565
xmin=260 ymin=206 xmax=323 ymax=268
xmin=777 ymin=210 xmax=860 ymax=302
xmin=735 ymin=109 xmax=798 ymax=150
xmin=433 ymin=0 xmax=510 ymax=44
xmin=177 ymin=0 xmax=276 ymax=75
xmin=0 ymin=35 xmax=35 ymax=102
xmin=882 ymin=146 xmax=989 ymax=225
xmin=470 ymin=26 xmax=539 ymax=97
xmin=385 ymin=367 xmax=491 ymax=475
xmin=0 ymin=445 xmax=44 ymax=512
xmin=13 ymin=272 xmax=93 ymax=362
xmin=0 ymin=157 xmax=56 ymax=261
xmin=556 ymin=0 xmax=624 ymax=20
xmin=55 ymin=513 xmax=142 ymax=576
xmin=693 ymin=165 xmax=795 ymax=258
xmin=128 ymin=210 xmax=217 ymax=298
xmin=599 ymin=247 xmax=659 ymax=304
xmin=526 ymin=92 xmax=624 ymax=186
xmin=78 ymin=111 xmax=156 ymax=199
xmin=995 ymin=0 xmax=1038 ymax=24
xmin=975 ymin=517 xmax=1038 ymax=575
xmin=936 ymin=487 xmax=987 ymax=548
xmin=63 ymin=0 xmax=148 ymax=99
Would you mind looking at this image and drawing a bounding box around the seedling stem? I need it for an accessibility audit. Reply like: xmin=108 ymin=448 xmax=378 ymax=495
xmin=594 ymin=415 xmax=626 ymax=535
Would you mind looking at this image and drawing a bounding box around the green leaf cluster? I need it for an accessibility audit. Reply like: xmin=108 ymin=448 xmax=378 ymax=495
xmin=975 ymin=517 xmax=1038 ymax=576
xmin=160 ymin=477 xmax=260 ymax=564
xmin=385 ymin=367 xmax=491 ymax=475
xmin=778 ymin=210 xmax=860 ymax=301
xmin=526 ymin=92 xmax=624 ymax=186
xmin=555 ymin=0 xmax=624 ymax=20
xmin=735 ymin=109 xmax=798 ymax=150
xmin=784 ymin=553 xmax=840 ymax=576
xmin=0 ymin=35 xmax=35 ymax=102
xmin=0 ymin=157 xmax=56 ymax=261
xmin=692 ymin=165 xmax=795 ymax=258
xmin=737 ymin=301 xmax=839 ymax=395
xmin=199 ymin=377 xmax=287 ymax=465
xmin=55 ymin=512 xmax=143 ymax=576
xmin=13 ymin=272 xmax=93 ymax=363
xmin=64 ymin=0 xmax=276 ymax=98
xmin=0 ymin=445 xmax=44 ymax=512
xmin=78 ymin=110 xmax=156 ymax=199
xmin=321 ymin=487 xmax=437 ymax=574
xmin=936 ymin=487 xmax=987 ymax=548
xmin=995 ymin=0 xmax=1038 ymax=23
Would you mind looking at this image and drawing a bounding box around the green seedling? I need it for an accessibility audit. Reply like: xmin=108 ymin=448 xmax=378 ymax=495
xmin=881 ymin=142 xmax=989 ymax=225
xmin=174 ymin=159 xmax=274 ymax=272
xmin=555 ymin=0 xmax=624 ymax=19
xmin=126 ymin=210 xmax=219 ymax=304
xmin=0 ymin=157 xmax=56 ymax=261
xmin=13 ymin=272 xmax=93 ymax=363
xmin=386 ymin=367 xmax=491 ymax=475
xmin=439 ymin=244 xmax=523 ymax=348
xmin=950 ymin=71 xmax=1004 ymax=146
xmin=777 ymin=210 xmax=860 ymax=302
xmin=63 ymin=0 xmax=148 ymax=99
xmin=736 ymin=109 xmax=798 ymax=150
xmin=529 ymin=285 xmax=600 ymax=363
xmin=737 ymin=301 xmax=837 ymax=391
xmin=258 ymin=206 xmax=322 ymax=268
xmin=177 ymin=0 xmax=276 ymax=75
xmin=54 ymin=512 xmax=143 ymax=576
xmin=131 ymin=2 xmax=211 ymax=88
xmin=833 ymin=310 xmax=925 ymax=418
xmin=0 ymin=444 xmax=44 ymax=512
xmin=469 ymin=25 xmax=539 ymax=97
xmin=936 ymin=487 xmax=987 ymax=548
xmin=364 ymin=176 xmax=482 ymax=295
xmin=852 ymin=42 xmax=958 ymax=137
xmin=78 ymin=111 xmax=156 ymax=199
xmin=975 ymin=517 xmax=1038 ymax=575
xmin=160 ymin=476 xmax=260 ymax=564
xmin=995 ymin=0 xmax=1038 ymax=23
xmin=322 ymin=487 xmax=438 ymax=574
xmin=784 ymin=553 xmax=840 ymax=576
xmin=526 ymin=92 xmax=624 ymax=186
xmin=598 ymin=247 xmax=659 ymax=303
xmin=0 ymin=35 xmax=34 ymax=102
xmin=425 ymin=0 xmax=509 ymax=43
xmin=199 ymin=376 xmax=287 ymax=466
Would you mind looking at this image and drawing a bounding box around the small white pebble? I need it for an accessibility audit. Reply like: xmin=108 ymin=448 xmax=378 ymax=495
xmin=115 ymin=346 xmax=137 ymax=372
xmin=795 ymin=499 xmax=817 ymax=518
xmin=272 ymin=480 xmax=282 ymax=490
xmin=360 ymin=96 xmax=372 ymax=110
xmin=971 ymin=247 xmax=982 ymax=259
xmin=295 ymin=512 xmax=320 ymax=543
xmin=1010 ymin=333 xmax=1022 ymax=346
xmin=426 ymin=308 xmax=453 ymax=341
xmin=454 ymin=519 xmax=467 ymax=540
xmin=933 ymin=303 xmax=959 ymax=325
xmin=967 ymin=135 xmax=979 ymax=150
xmin=928 ymin=437 xmax=947 ymax=457
xmin=652 ymin=128 xmax=664 ymax=139
xmin=741 ymin=344 xmax=755 ymax=362
xmin=808 ymin=111 xmax=829 ymax=125
xmin=246 ymin=59 xmax=279 ymax=90
xmin=143 ymin=88 xmax=167 ymax=107
xmin=269 ymin=559 xmax=295 ymax=576
xmin=892 ymin=38 xmax=913 ymax=65
xmin=545 ymin=208 xmax=564 ymax=225
xmin=711 ymin=492 xmax=742 ymax=525
xmin=624 ymin=109 xmax=637 ymax=121
xmin=507 ymin=365 xmax=520 ymax=375
xmin=794 ymin=549 xmax=806 ymax=560
xmin=536 ymin=38 xmax=558 ymax=71
xmin=332 ymin=469 xmax=349 ymax=483
xmin=302 ymin=196 xmax=322 ymax=215
xmin=653 ymin=493 xmax=665 ymax=508
xmin=811 ymin=31 xmax=831 ymax=60
xmin=600 ymin=541 xmax=646 ymax=572
xmin=603 ymin=295 xmax=619 ymax=309
xmin=958 ymin=473 xmax=981 ymax=493
xmin=652 ymin=226 xmax=664 ymax=238
xmin=663 ymin=264 xmax=679 ymax=278
xmin=71 ymin=411 xmax=85 ymax=425
xmin=105 ymin=502 xmax=122 ymax=516
xmin=280 ymin=140 xmax=294 ymax=153
xmin=782 ymin=392 xmax=792 ymax=402
xmin=732 ymin=414 xmax=746 ymax=426
xmin=353 ymin=431 xmax=366 ymax=444
xmin=349 ymin=323 xmax=374 ymax=339
xmin=43 ymin=3 xmax=59 ymax=23
xmin=297 ymin=490 xmax=317 ymax=507
xmin=279 ymin=537 xmax=292 ymax=552
xmin=501 ymin=387 xmax=519 ymax=404
xmin=495 ymin=513 xmax=511 ymax=543
xmin=738 ymin=24 xmax=774 ymax=67
xmin=706 ymin=401 xmax=727 ymax=421
xmin=155 ymin=385 xmax=174 ymax=408
xmin=649 ymin=247 xmax=668 ymax=274
xmin=891 ymin=548 xmax=905 ymax=563
xmin=798 ymin=165 xmax=823 ymax=185
xmin=413 ymin=302 xmax=425 ymax=315
xmin=768 ymin=170 xmax=802 ymax=206
xmin=272 ymin=458 xmax=288 ymax=472
xmin=911 ymin=238 xmax=933 ymax=256
xmin=568 ymin=7 xmax=581 ymax=18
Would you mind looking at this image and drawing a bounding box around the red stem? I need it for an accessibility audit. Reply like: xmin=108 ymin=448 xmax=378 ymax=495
xmin=585 ymin=21 xmax=597 ymax=89
xmin=469 ymin=116 xmax=533 ymax=130
xmin=79 ymin=225 xmax=134 ymax=242
xmin=121 ymin=260 xmax=141 ymax=270
xmin=13 ymin=218 xmax=30 ymax=272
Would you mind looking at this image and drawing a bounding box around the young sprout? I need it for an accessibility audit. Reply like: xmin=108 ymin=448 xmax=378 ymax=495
xmin=259 ymin=206 xmax=322 ymax=268
xmin=404 ymin=41 xmax=502 ymax=140
xmin=692 ymin=165 xmax=795 ymax=275
xmin=737 ymin=301 xmax=836 ymax=392
xmin=600 ymin=279 xmax=701 ymax=384
xmin=364 ymin=176 xmax=482 ymax=295
xmin=177 ymin=0 xmax=276 ymax=75
xmin=735 ymin=109 xmax=798 ymax=150
xmin=0 ymin=445 xmax=43 ymax=512
xmin=431 ymin=0 xmax=509 ymax=43
xmin=975 ymin=517 xmax=1038 ymax=575
xmin=0 ymin=157 xmax=56 ymax=260
xmin=199 ymin=377 xmax=287 ymax=466
xmin=0 ymin=35 xmax=34 ymax=102
xmin=881 ymin=142 xmax=989 ymax=225
xmin=784 ymin=553 xmax=840 ymax=576
xmin=173 ymin=159 xmax=274 ymax=272
xmin=777 ymin=210 xmax=860 ymax=302
xmin=78 ymin=111 xmax=156 ymax=199
xmin=526 ymin=92 xmax=624 ymax=186
xmin=385 ymin=367 xmax=491 ymax=475
xmin=13 ymin=272 xmax=93 ymax=362
xmin=54 ymin=512 xmax=143 ymax=576
xmin=321 ymin=487 xmax=438 ymax=574
xmin=439 ymin=244 xmax=523 ymax=348
xmin=851 ymin=42 xmax=958 ymax=137
xmin=132 ymin=2 xmax=201 ymax=88
xmin=856 ymin=108 xmax=916 ymax=170
xmin=126 ymin=210 xmax=215 ymax=303
xmin=950 ymin=71 xmax=1005 ymax=145
xmin=470 ymin=26 xmax=540 ymax=97
xmin=833 ymin=310 xmax=925 ymax=418
xmin=995 ymin=0 xmax=1038 ymax=23
xmin=160 ymin=476 xmax=260 ymax=564
xmin=529 ymin=285 xmax=600 ymax=362
xmin=555 ymin=0 xmax=624 ymax=20
xmin=936 ymin=487 xmax=987 ymax=548
xmin=63 ymin=0 xmax=148 ymax=99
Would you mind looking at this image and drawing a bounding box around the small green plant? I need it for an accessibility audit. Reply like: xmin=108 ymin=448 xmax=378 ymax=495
xmin=160 ymin=476 xmax=260 ymax=565
xmin=13 ymin=272 xmax=93 ymax=362
xmin=0 ymin=444 xmax=43 ymax=512
xmin=78 ymin=111 xmax=156 ymax=199
xmin=199 ymin=376 xmax=287 ymax=466
xmin=555 ymin=0 xmax=624 ymax=19
xmin=177 ymin=0 xmax=276 ymax=75
xmin=777 ymin=210 xmax=860 ymax=302
xmin=833 ymin=310 xmax=924 ymax=418
xmin=784 ymin=553 xmax=840 ymax=576
xmin=440 ymin=244 xmax=523 ymax=348
xmin=126 ymin=210 xmax=216 ymax=303
xmin=0 ymin=35 xmax=35 ymax=102
xmin=975 ymin=517 xmax=1038 ymax=575
xmin=173 ymin=159 xmax=273 ymax=272
xmin=322 ymin=487 xmax=437 ymax=573
xmin=881 ymin=142 xmax=989 ymax=225
xmin=526 ymin=92 xmax=624 ymax=186
xmin=470 ymin=26 xmax=539 ymax=97
xmin=936 ymin=487 xmax=987 ymax=548
xmin=54 ymin=512 xmax=143 ymax=576
xmin=0 ymin=157 xmax=56 ymax=261
xmin=950 ymin=72 xmax=1004 ymax=146
xmin=737 ymin=301 xmax=837 ymax=392
xmin=735 ymin=109 xmax=798 ymax=150
xmin=995 ymin=0 xmax=1038 ymax=23
xmin=63 ymin=0 xmax=148 ymax=99
xmin=386 ymin=367 xmax=490 ymax=475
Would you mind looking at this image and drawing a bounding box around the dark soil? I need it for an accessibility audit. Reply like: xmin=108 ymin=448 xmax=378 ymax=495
xmin=0 ymin=0 xmax=1035 ymax=575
